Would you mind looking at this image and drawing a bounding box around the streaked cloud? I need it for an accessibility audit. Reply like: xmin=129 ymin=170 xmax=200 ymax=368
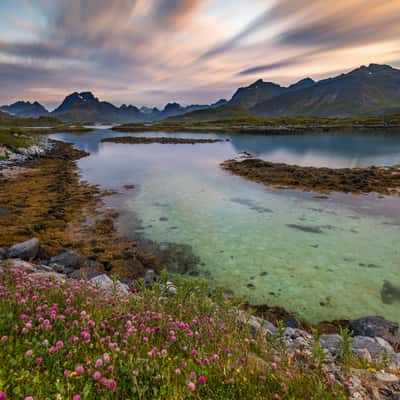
xmin=0 ymin=0 xmax=399 ymax=108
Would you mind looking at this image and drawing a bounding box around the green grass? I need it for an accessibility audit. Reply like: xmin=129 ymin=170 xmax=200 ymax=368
xmin=113 ymin=113 xmax=400 ymax=133
xmin=0 ymin=128 xmax=39 ymax=149
xmin=0 ymin=266 xmax=349 ymax=399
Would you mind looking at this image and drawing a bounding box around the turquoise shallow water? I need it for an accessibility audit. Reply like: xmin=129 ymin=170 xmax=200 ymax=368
xmin=51 ymin=130 xmax=400 ymax=324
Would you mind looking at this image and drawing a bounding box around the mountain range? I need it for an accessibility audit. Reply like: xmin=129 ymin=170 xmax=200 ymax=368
xmin=1 ymin=63 xmax=400 ymax=123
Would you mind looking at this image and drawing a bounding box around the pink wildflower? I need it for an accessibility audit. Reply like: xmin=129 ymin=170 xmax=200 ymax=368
xmin=93 ymin=371 xmax=102 ymax=381
xmin=0 ymin=392 xmax=5 ymax=400
xmin=132 ymin=370 xmax=139 ymax=376
xmin=187 ymin=382 xmax=196 ymax=392
xmin=25 ymin=349 xmax=33 ymax=357
xmin=56 ymin=340 xmax=64 ymax=348
xmin=175 ymin=368 xmax=181 ymax=375
xmin=73 ymin=396 xmax=81 ymax=400
xmin=95 ymin=359 xmax=103 ymax=368
xmin=271 ymin=362 xmax=277 ymax=370
xmin=75 ymin=365 xmax=84 ymax=375
xmin=198 ymin=375 xmax=206 ymax=385
xmin=108 ymin=379 xmax=117 ymax=391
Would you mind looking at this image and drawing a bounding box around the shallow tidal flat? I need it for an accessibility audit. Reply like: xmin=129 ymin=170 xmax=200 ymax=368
xmin=221 ymin=157 xmax=400 ymax=196
xmin=50 ymin=129 xmax=400 ymax=324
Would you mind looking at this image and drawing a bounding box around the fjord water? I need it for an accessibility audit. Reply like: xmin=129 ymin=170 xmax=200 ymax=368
xmin=51 ymin=130 xmax=400 ymax=324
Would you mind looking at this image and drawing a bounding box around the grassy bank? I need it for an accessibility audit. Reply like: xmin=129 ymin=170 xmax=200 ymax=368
xmin=0 ymin=266 xmax=349 ymax=399
xmin=0 ymin=128 xmax=39 ymax=149
xmin=112 ymin=114 xmax=400 ymax=134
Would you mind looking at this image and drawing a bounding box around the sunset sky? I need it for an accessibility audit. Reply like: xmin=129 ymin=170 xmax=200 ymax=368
xmin=1 ymin=0 xmax=400 ymax=109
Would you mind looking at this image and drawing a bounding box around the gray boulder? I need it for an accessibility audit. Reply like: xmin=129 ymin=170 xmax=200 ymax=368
xmin=349 ymin=316 xmax=399 ymax=348
xmin=351 ymin=336 xmax=395 ymax=360
xmin=319 ymin=334 xmax=343 ymax=356
xmin=90 ymin=274 xmax=129 ymax=295
xmin=264 ymin=321 xmax=279 ymax=335
xmin=49 ymin=251 xmax=83 ymax=270
xmin=8 ymin=238 xmax=39 ymax=260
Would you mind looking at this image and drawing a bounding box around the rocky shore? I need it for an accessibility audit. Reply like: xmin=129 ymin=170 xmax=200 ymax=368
xmin=221 ymin=157 xmax=400 ymax=196
xmin=101 ymin=136 xmax=228 ymax=144
xmin=0 ymin=136 xmax=53 ymax=169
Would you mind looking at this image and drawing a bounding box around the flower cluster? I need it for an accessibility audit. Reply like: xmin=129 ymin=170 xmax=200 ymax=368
xmin=0 ymin=265 xmax=346 ymax=399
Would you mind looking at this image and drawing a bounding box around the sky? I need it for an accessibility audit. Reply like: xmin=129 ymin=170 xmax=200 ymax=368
xmin=1 ymin=0 xmax=400 ymax=110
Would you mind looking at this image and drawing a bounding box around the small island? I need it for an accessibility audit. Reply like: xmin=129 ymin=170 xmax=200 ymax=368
xmin=101 ymin=136 xmax=227 ymax=144
xmin=221 ymin=157 xmax=400 ymax=196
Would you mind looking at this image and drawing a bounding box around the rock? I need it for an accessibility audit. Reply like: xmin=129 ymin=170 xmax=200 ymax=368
xmin=236 ymin=311 xmax=262 ymax=339
xmin=284 ymin=316 xmax=300 ymax=329
xmin=144 ymin=269 xmax=157 ymax=288
xmin=90 ymin=274 xmax=129 ymax=295
xmin=8 ymin=238 xmax=39 ymax=260
xmin=165 ymin=280 xmax=177 ymax=295
xmin=264 ymin=321 xmax=279 ymax=335
xmin=49 ymin=251 xmax=83 ymax=270
xmin=6 ymin=259 xmax=36 ymax=273
xmin=0 ymin=248 xmax=7 ymax=260
xmin=319 ymin=334 xmax=343 ymax=356
xmin=349 ymin=316 xmax=400 ymax=348
xmin=351 ymin=336 xmax=395 ymax=360
xmin=381 ymin=280 xmax=400 ymax=305
xmin=375 ymin=371 xmax=399 ymax=384
xmin=68 ymin=262 xmax=103 ymax=280
xmin=353 ymin=348 xmax=373 ymax=363
xmin=30 ymin=272 xmax=66 ymax=282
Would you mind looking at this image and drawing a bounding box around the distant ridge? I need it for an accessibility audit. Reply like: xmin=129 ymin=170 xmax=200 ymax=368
xmin=251 ymin=64 xmax=400 ymax=117
xmin=2 ymin=63 xmax=400 ymax=122
xmin=0 ymin=101 xmax=49 ymax=118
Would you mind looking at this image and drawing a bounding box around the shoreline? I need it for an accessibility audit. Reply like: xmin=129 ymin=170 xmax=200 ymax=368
xmin=112 ymin=123 xmax=400 ymax=135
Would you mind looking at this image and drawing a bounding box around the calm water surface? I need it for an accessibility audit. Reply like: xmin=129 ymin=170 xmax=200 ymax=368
xmin=51 ymin=130 xmax=400 ymax=323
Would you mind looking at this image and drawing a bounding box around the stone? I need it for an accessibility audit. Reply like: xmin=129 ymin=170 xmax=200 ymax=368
xmin=264 ymin=320 xmax=279 ymax=335
xmin=319 ymin=334 xmax=344 ymax=356
xmin=30 ymin=272 xmax=66 ymax=282
xmin=375 ymin=371 xmax=399 ymax=384
xmin=165 ymin=280 xmax=177 ymax=295
xmin=49 ymin=251 xmax=83 ymax=270
xmin=144 ymin=269 xmax=157 ymax=288
xmin=351 ymin=336 xmax=395 ymax=360
xmin=284 ymin=316 xmax=300 ymax=329
xmin=0 ymin=248 xmax=7 ymax=260
xmin=349 ymin=316 xmax=400 ymax=348
xmin=69 ymin=262 xmax=103 ymax=280
xmin=90 ymin=274 xmax=129 ymax=295
xmin=7 ymin=259 xmax=36 ymax=273
xmin=8 ymin=238 xmax=39 ymax=260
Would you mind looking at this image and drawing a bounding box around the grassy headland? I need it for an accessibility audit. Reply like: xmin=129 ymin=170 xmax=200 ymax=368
xmin=112 ymin=113 xmax=400 ymax=135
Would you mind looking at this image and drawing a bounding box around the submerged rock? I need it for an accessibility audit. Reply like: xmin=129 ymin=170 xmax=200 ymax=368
xmin=381 ymin=280 xmax=400 ymax=304
xmin=349 ymin=316 xmax=400 ymax=348
xmin=286 ymin=224 xmax=324 ymax=234
xmin=8 ymin=238 xmax=39 ymax=260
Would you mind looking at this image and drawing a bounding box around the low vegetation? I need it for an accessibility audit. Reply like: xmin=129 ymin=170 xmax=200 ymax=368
xmin=0 ymin=265 xmax=349 ymax=399
xmin=0 ymin=128 xmax=39 ymax=149
xmin=113 ymin=113 xmax=400 ymax=134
